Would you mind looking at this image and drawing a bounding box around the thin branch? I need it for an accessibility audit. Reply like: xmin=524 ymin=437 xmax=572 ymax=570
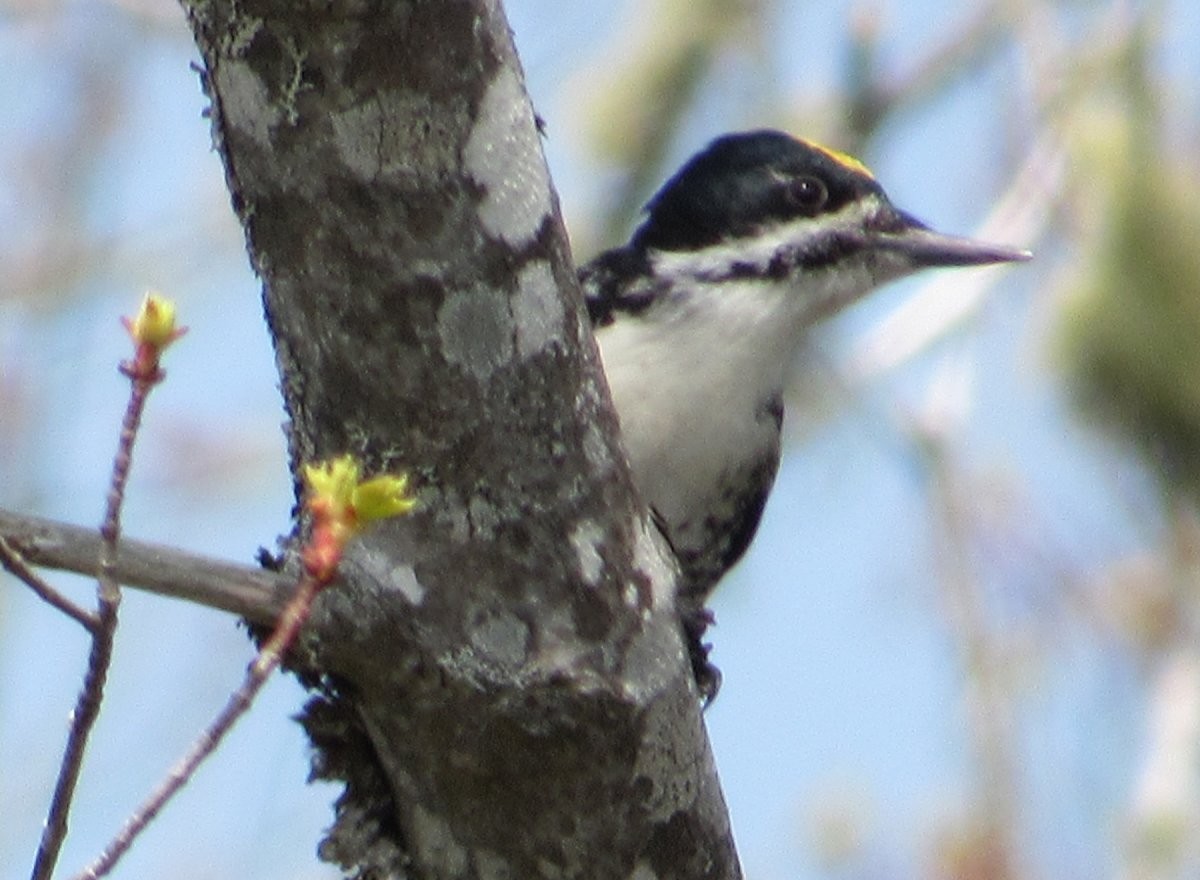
xmin=32 ymin=325 xmax=173 ymax=880
xmin=71 ymin=454 xmax=410 ymax=879
xmin=911 ymin=368 xmax=1020 ymax=880
xmin=842 ymin=1 xmax=1014 ymax=150
xmin=0 ymin=507 xmax=290 ymax=625
xmin=29 ymin=606 xmax=118 ymax=880
xmin=0 ymin=534 xmax=98 ymax=631
xmin=880 ymin=2 xmax=1013 ymax=116
xmin=71 ymin=568 xmax=321 ymax=880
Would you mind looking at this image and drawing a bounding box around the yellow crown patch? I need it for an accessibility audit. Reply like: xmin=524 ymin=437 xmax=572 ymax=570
xmin=800 ymin=139 xmax=876 ymax=180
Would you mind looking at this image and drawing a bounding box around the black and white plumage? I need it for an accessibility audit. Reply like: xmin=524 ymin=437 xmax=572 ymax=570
xmin=579 ymin=130 xmax=1028 ymax=691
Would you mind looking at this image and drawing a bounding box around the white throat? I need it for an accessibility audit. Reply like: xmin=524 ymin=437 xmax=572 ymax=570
xmin=595 ymin=276 xmax=813 ymax=529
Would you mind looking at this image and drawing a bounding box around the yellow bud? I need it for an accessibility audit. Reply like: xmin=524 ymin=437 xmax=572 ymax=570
xmin=303 ymin=454 xmax=416 ymax=531
xmin=128 ymin=292 xmax=183 ymax=349
xmin=303 ymin=455 xmax=361 ymax=513
xmin=353 ymin=473 xmax=418 ymax=522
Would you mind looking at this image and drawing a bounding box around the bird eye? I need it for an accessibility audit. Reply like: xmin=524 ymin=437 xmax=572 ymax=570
xmin=786 ymin=176 xmax=828 ymax=213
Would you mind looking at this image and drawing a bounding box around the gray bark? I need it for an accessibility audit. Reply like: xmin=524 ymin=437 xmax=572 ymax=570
xmin=0 ymin=508 xmax=290 ymax=622
xmin=177 ymin=1 xmax=740 ymax=877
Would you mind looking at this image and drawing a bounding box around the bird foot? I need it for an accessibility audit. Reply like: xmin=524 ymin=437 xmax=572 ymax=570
xmin=682 ymin=606 xmax=722 ymax=705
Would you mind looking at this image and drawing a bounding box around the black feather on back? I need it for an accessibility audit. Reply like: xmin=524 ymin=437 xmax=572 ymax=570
xmin=579 ymin=246 xmax=667 ymax=328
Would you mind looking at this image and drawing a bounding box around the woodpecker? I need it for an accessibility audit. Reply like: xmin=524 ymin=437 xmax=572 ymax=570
xmin=580 ymin=130 xmax=1029 ymax=693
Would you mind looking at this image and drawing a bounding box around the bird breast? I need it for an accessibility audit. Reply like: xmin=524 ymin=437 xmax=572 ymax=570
xmin=594 ymin=278 xmax=799 ymax=533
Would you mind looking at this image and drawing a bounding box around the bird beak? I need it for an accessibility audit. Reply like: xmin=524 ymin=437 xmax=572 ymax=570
xmin=875 ymin=211 xmax=1032 ymax=268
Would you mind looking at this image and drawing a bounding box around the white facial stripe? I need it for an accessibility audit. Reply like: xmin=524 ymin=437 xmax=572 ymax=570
xmin=648 ymin=194 xmax=886 ymax=280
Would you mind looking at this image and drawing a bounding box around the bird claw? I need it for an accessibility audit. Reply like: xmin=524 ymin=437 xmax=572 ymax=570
xmin=682 ymin=606 xmax=722 ymax=705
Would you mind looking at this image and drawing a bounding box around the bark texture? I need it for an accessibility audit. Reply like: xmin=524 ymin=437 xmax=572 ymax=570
xmin=178 ymin=1 xmax=740 ymax=877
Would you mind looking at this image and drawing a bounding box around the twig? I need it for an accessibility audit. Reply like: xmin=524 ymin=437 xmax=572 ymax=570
xmin=911 ymin=369 xmax=1020 ymax=879
xmin=0 ymin=507 xmax=290 ymax=625
xmin=0 ymin=534 xmax=98 ymax=631
xmin=880 ymin=2 xmax=1012 ymax=120
xmin=70 ymin=570 xmax=323 ymax=880
xmin=843 ymin=1 xmax=1013 ymax=150
xmin=30 ymin=296 xmax=182 ymax=880
xmin=71 ymin=455 xmax=415 ymax=879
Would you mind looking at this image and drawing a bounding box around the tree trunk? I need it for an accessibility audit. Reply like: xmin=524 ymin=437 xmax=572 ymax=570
xmin=178 ymin=1 xmax=740 ymax=877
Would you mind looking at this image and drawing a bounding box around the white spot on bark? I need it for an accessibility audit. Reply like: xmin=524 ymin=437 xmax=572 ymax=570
xmin=462 ymin=66 xmax=552 ymax=247
xmin=330 ymin=100 xmax=384 ymax=178
xmin=438 ymin=286 xmax=512 ymax=379
xmin=582 ymin=418 xmax=613 ymax=477
xmin=468 ymin=495 xmax=500 ymax=538
xmin=513 ymin=260 xmax=564 ymax=359
xmin=578 ymin=380 xmax=618 ymax=474
xmin=214 ymin=61 xmax=277 ymax=147
xmin=393 ymin=564 xmax=426 ymax=605
xmin=347 ymin=545 xmax=425 ymax=606
xmin=332 ymin=93 xmax=458 ymax=181
xmin=620 ymin=612 xmax=686 ymax=703
xmin=570 ymin=520 xmax=605 ymax=586
xmin=623 ymin=582 xmax=642 ymax=612
xmin=633 ymin=515 xmax=676 ymax=611
xmin=627 ymin=862 xmax=661 ymax=880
